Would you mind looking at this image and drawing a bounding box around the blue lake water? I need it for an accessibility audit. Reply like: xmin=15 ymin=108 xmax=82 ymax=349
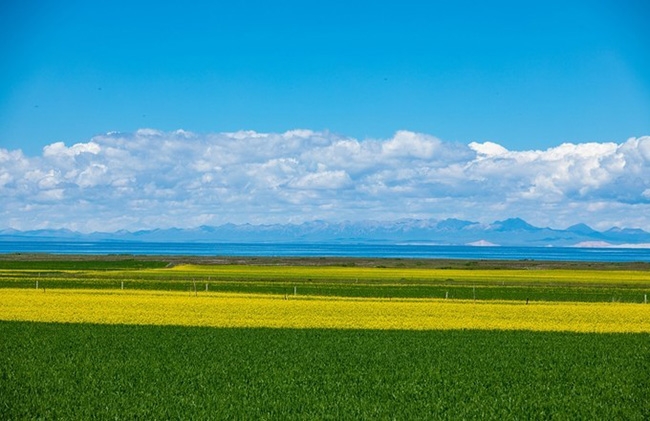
xmin=1 ymin=240 xmax=649 ymax=262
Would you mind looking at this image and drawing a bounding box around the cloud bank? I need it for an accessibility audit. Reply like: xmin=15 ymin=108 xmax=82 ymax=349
xmin=1 ymin=129 xmax=649 ymax=232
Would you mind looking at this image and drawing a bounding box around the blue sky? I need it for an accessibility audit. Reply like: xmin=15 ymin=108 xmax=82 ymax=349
xmin=1 ymin=1 xmax=650 ymax=233
xmin=1 ymin=0 xmax=648 ymax=155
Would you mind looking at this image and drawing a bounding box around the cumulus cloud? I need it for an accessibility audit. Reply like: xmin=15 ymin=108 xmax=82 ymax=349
xmin=1 ymin=129 xmax=649 ymax=231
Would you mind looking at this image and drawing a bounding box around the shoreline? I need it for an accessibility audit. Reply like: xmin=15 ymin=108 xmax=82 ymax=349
xmin=1 ymin=252 xmax=649 ymax=271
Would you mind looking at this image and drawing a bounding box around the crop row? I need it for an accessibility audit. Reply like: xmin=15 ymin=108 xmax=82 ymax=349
xmin=2 ymin=288 xmax=649 ymax=333
xmin=3 ymin=264 xmax=650 ymax=285
xmin=1 ymin=263 xmax=649 ymax=303
xmin=4 ymin=278 xmax=648 ymax=302
xmin=168 ymin=264 xmax=650 ymax=285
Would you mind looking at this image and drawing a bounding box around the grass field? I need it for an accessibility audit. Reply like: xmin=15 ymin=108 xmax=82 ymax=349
xmin=1 ymin=254 xmax=649 ymax=419
xmin=1 ymin=322 xmax=648 ymax=419
xmin=1 ymin=256 xmax=649 ymax=303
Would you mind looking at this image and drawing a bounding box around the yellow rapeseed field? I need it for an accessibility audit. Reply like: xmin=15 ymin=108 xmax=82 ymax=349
xmin=168 ymin=264 xmax=650 ymax=285
xmin=1 ymin=288 xmax=649 ymax=333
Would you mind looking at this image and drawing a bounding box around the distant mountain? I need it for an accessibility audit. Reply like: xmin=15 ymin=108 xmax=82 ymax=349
xmin=0 ymin=228 xmax=84 ymax=241
xmin=435 ymin=218 xmax=477 ymax=231
xmin=2 ymin=218 xmax=650 ymax=247
xmin=566 ymin=223 xmax=599 ymax=235
xmin=603 ymin=227 xmax=650 ymax=244
xmin=489 ymin=218 xmax=537 ymax=232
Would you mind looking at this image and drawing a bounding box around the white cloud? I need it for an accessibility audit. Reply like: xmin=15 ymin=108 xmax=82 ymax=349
xmin=77 ymin=164 xmax=109 ymax=188
xmin=290 ymin=170 xmax=352 ymax=190
xmin=43 ymin=141 xmax=101 ymax=158
xmin=1 ymin=129 xmax=649 ymax=231
xmin=382 ymin=130 xmax=440 ymax=159
xmin=469 ymin=141 xmax=508 ymax=157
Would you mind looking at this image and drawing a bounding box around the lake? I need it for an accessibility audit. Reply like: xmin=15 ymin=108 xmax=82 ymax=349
xmin=1 ymin=240 xmax=649 ymax=262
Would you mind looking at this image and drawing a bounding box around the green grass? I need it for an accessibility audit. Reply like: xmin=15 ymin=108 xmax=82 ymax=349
xmin=2 ymin=256 xmax=649 ymax=418
xmin=2 ymin=278 xmax=648 ymax=302
xmin=1 ymin=321 xmax=648 ymax=420
xmin=0 ymin=259 xmax=168 ymax=271
xmin=1 ymin=259 xmax=649 ymax=302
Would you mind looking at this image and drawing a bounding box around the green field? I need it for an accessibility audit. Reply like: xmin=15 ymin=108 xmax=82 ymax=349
xmin=1 ymin=321 xmax=648 ymax=420
xmin=0 ymin=258 xmax=169 ymax=271
xmin=1 ymin=255 xmax=648 ymax=303
xmin=1 ymin=255 xmax=649 ymax=419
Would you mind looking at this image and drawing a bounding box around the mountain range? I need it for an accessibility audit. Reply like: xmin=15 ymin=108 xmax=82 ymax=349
xmin=2 ymin=218 xmax=650 ymax=248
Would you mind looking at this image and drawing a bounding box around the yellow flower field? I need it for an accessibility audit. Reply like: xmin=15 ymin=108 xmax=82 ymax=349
xmin=167 ymin=264 xmax=650 ymax=285
xmin=1 ymin=288 xmax=649 ymax=333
